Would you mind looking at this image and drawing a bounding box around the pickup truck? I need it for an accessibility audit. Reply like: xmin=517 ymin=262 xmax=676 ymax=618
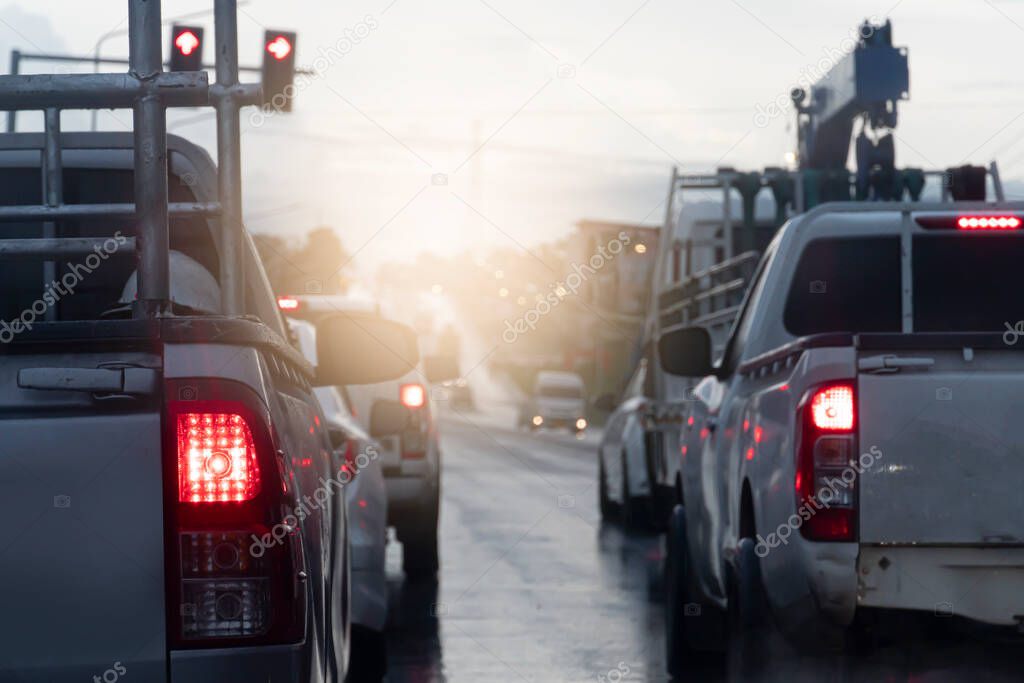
xmin=0 ymin=132 xmax=417 ymax=682
xmin=660 ymin=202 xmax=1024 ymax=675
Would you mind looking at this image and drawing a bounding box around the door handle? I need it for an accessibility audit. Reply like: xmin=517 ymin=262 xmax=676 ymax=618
xmin=18 ymin=366 xmax=159 ymax=395
xmin=858 ymin=355 xmax=935 ymax=373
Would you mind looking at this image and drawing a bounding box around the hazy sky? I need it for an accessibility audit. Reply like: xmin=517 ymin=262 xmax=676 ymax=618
xmin=3 ymin=0 xmax=1024 ymax=272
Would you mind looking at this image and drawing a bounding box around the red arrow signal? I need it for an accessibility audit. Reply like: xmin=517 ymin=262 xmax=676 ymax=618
xmin=266 ymin=36 xmax=293 ymax=61
xmin=175 ymin=30 xmax=200 ymax=56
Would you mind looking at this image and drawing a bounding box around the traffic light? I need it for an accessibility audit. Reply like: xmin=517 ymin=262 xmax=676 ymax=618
xmin=262 ymin=31 xmax=297 ymax=112
xmin=170 ymin=25 xmax=204 ymax=72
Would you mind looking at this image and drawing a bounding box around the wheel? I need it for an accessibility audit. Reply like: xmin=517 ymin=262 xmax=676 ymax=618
xmin=401 ymin=490 xmax=440 ymax=579
xmin=665 ymin=505 xmax=725 ymax=680
xmin=598 ymin=457 xmax=619 ymax=520
xmin=621 ymin=452 xmax=653 ymax=530
xmin=726 ymin=538 xmax=772 ymax=679
xmin=346 ymin=624 xmax=387 ymax=682
xmin=643 ymin=431 xmax=671 ymax=530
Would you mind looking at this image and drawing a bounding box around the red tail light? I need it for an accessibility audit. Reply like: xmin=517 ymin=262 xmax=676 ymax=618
xmin=276 ymin=296 xmax=300 ymax=311
xmin=178 ymin=413 xmax=261 ymax=503
xmin=796 ymin=382 xmax=857 ymax=541
xmin=400 ymin=383 xmax=426 ymax=409
xmin=166 ymin=381 xmax=306 ymax=648
xmin=809 ymin=385 xmax=854 ymax=431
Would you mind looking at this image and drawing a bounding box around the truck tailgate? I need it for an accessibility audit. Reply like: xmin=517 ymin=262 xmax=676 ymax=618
xmin=858 ymin=350 xmax=1024 ymax=545
xmin=0 ymin=349 xmax=167 ymax=682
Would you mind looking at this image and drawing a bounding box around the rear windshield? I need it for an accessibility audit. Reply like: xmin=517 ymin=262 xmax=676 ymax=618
xmin=0 ymin=167 xmax=216 ymax=323
xmin=913 ymin=234 xmax=1024 ymax=332
xmin=784 ymin=237 xmax=902 ymax=335
xmin=538 ymin=384 xmax=583 ymax=399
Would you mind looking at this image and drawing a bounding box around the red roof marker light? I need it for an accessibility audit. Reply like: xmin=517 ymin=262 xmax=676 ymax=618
xmin=957 ymin=215 xmax=1021 ymax=230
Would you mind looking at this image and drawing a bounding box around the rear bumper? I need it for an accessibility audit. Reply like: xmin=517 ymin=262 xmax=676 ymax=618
xmin=170 ymin=643 xmax=309 ymax=682
xmin=858 ymin=546 xmax=1024 ymax=626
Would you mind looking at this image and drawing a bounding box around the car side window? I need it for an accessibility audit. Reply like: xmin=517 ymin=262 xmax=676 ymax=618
xmin=720 ymin=247 xmax=775 ymax=375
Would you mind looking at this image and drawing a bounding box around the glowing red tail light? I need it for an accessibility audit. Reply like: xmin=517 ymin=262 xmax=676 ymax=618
xmin=166 ymin=382 xmax=306 ymax=648
xmin=277 ymin=296 xmax=300 ymax=311
xmin=957 ymin=215 xmax=1021 ymax=230
xmin=178 ymin=413 xmax=261 ymax=503
xmin=400 ymin=383 xmax=426 ymax=409
xmin=809 ymin=385 xmax=855 ymax=431
xmin=796 ymin=382 xmax=857 ymax=542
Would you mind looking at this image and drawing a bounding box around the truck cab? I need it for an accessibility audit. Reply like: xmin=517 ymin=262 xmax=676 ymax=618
xmin=661 ymin=201 xmax=1024 ymax=671
xmin=0 ymin=131 xmax=417 ymax=683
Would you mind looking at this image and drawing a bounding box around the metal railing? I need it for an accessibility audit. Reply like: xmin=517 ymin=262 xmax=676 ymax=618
xmin=0 ymin=0 xmax=259 ymax=318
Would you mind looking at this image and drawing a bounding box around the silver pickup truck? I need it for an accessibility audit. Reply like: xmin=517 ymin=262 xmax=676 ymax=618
xmin=660 ymin=202 xmax=1024 ymax=675
xmin=0 ymin=132 xmax=416 ymax=682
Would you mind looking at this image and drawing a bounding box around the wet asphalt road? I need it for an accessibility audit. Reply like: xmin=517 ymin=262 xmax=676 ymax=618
xmin=381 ymin=410 xmax=1024 ymax=683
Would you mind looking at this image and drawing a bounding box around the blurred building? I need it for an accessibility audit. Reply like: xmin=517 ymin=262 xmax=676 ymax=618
xmin=571 ymin=220 xmax=659 ymax=399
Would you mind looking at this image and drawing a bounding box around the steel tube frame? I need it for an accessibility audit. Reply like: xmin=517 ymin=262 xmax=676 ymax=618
xmin=0 ymin=236 xmax=137 ymax=259
xmin=0 ymin=0 xmax=256 ymax=321
xmin=129 ymin=0 xmax=170 ymax=317
xmin=0 ymin=203 xmax=221 ymax=222
xmin=0 ymin=72 xmax=210 ymax=110
xmin=42 ymin=108 xmax=61 ymax=320
xmin=214 ymin=0 xmax=245 ymax=316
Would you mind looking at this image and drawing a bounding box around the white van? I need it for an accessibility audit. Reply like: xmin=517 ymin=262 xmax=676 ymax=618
xmin=521 ymin=371 xmax=588 ymax=434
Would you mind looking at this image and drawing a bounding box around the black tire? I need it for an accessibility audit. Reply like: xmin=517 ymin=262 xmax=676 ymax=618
xmin=401 ymin=487 xmax=440 ymax=579
xmin=621 ymin=453 xmax=654 ymax=530
xmin=665 ymin=505 xmax=725 ymax=680
xmin=599 ymin=458 xmax=618 ymax=521
xmin=726 ymin=538 xmax=772 ymax=679
xmin=346 ymin=624 xmax=387 ymax=682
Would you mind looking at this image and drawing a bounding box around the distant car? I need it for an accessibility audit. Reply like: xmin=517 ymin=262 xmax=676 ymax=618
xmin=280 ymin=294 xmax=451 ymax=579
xmin=289 ymin=318 xmax=389 ymax=681
xmin=519 ymin=371 xmax=588 ymax=434
xmin=439 ymin=377 xmax=474 ymax=411
xmin=595 ymin=360 xmax=658 ymax=528
xmin=347 ymin=370 xmax=442 ymax=578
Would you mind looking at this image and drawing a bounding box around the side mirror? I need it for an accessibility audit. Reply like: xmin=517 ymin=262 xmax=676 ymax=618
xmin=423 ymin=354 xmax=460 ymax=384
xmin=327 ymin=426 xmax=348 ymax=450
xmin=370 ymin=399 xmax=411 ymax=437
xmin=658 ymin=326 xmax=714 ymax=377
xmin=593 ymin=393 xmax=616 ymax=412
xmin=315 ymin=312 xmax=419 ymax=386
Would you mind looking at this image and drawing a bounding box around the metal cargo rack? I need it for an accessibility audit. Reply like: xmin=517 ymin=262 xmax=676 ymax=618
xmin=656 ymin=251 xmax=760 ymax=357
xmin=0 ymin=0 xmax=259 ymax=319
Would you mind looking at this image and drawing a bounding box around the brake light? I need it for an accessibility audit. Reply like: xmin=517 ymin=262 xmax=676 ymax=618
xmin=809 ymin=385 xmax=854 ymax=431
xmin=916 ymin=214 xmax=1022 ymax=230
xmin=178 ymin=413 xmax=261 ymax=503
xmin=958 ymin=215 xmax=1020 ymax=230
xmin=400 ymin=383 xmax=426 ymax=409
xmin=277 ymin=296 xmax=300 ymax=311
xmin=796 ymin=382 xmax=856 ymax=541
xmin=166 ymin=382 xmax=306 ymax=648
